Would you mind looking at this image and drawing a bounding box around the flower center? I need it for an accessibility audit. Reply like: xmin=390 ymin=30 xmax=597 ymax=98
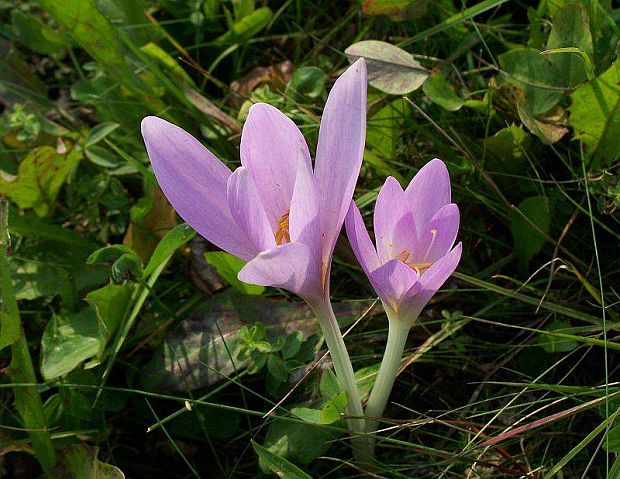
xmin=275 ymin=209 xmax=290 ymax=245
xmin=395 ymin=228 xmax=438 ymax=275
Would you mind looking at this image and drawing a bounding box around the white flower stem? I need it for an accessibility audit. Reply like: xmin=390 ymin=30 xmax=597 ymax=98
xmin=308 ymin=297 xmax=365 ymax=435
xmin=364 ymin=314 xmax=411 ymax=436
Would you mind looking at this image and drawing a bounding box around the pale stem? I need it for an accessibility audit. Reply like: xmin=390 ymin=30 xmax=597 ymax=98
xmin=307 ymin=296 xmax=366 ymax=435
xmin=364 ymin=315 xmax=411 ymax=435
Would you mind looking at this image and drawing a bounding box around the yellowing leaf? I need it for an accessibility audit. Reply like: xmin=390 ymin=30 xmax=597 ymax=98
xmin=0 ymin=146 xmax=81 ymax=217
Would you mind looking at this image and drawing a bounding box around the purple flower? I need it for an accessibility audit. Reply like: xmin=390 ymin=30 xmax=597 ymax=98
xmin=141 ymin=59 xmax=367 ymax=302
xmin=345 ymin=159 xmax=462 ymax=323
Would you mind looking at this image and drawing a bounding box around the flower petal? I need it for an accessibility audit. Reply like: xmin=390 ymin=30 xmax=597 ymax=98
xmin=314 ymin=58 xmax=367 ymax=262
xmin=141 ymin=116 xmax=256 ymax=261
xmin=227 ymin=167 xmax=275 ymax=253
xmin=374 ymin=177 xmax=417 ymax=265
xmin=238 ymin=242 xmax=321 ymax=299
xmin=413 ymin=203 xmax=460 ymax=264
xmin=240 ymin=103 xmax=311 ymax=230
xmin=402 ymin=242 xmax=462 ymax=319
xmin=404 ymin=158 xmax=451 ymax=234
xmin=369 ymin=259 xmax=418 ymax=313
xmin=345 ymin=201 xmax=380 ymax=276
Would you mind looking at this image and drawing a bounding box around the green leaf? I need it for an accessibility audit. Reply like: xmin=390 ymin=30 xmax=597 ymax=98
xmin=88 ymin=245 xmax=143 ymax=282
xmin=366 ymin=98 xmax=408 ymax=162
xmin=262 ymin=418 xmax=336 ymax=467
xmin=86 ymin=283 xmax=135 ymax=355
xmin=483 ymin=125 xmax=530 ymax=175
xmin=281 ymin=331 xmax=304 ymax=359
xmin=545 ymin=1 xmax=593 ymax=87
xmin=267 ymin=354 xmax=289 ymax=383
xmin=252 ymin=440 xmax=313 ymax=479
xmin=319 ymin=369 xmax=340 ymax=398
xmin=49 ymin=444 xmax=125 ymax=479
xmin=143 ymin=223 xmax=196 ymax=278
xmin=422 ymin=70 xmax=464 ymax=111
xmin=345 ymin=40 xmax=429 ymax=95
xmin=569 ymin=60 xmax=620 ymax=166
xmin=11 ymin=10 xmax=64 ymax=55
xmin=85 ymin=145 xmax=122 ymax=168
xmin=291 ymin=407 xmax=323 ymax=424
xmin=12 ymin=261 xmax=68 ymax=301
xmin=0 ymin=146 xmax=81 ymax=217
xmin=213 ymin=7 xmax=272 ymax=45
xmin=510 ymin=196 xmax=551 ymax=272
xmin=85 ymin=122 xmax=120 ymax=147
xmin=205 ymin=251 xmax=265 ymax=295
xmin=286 ymin=66 xmax=326 ymax=100
xmin=40 ymin=309 xmax=102 ymax=380
xmin=499 ymin=48 xmax=565 ymax=115
xmin=319 ymin=391 xmax=347 ymax=424
xmin=537 ymin=320 xmax=578 ymax=353
xmin=604 ymin=424 xmax=620 ymax=453
xmin=362 ymin=0 xmax=428 ymax=20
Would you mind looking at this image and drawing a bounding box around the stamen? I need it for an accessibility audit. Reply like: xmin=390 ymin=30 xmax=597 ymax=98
xmin=275 ymin=209 xmax=291 ymax=245
xmin=395 ymin=250 xmax=410 ymax=263
xmin=422 ymin=228 xmax=438 ymax=262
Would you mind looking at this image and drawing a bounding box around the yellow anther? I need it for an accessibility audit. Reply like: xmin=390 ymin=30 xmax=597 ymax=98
xmin=395 ymin=250 xmax=410 ymax=263
xmin=275 ymin=209 xmax=290 ymax=245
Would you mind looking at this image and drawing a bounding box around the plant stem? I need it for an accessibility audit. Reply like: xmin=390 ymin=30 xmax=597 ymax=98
xmin=307 ymin=297 xmax=365 ymax=435
xmin=365 ymin=317 xmax=411 ymax=435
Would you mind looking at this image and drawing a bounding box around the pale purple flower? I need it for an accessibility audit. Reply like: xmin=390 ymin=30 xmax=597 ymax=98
xmin=141 ymin=59 xmax=367 ymax=302
xmin=345 ymin=159 xmax=462 ymax=322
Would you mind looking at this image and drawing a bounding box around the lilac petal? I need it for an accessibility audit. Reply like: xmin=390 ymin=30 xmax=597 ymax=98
xmin=240 ymin=103 xmax=312 ymax=230
xmin=345 ymin=201 xmax=380 ymax=276
xmin=289 ymin=148 xmax=321 ymax=286
xmin=374 ymin=177 xmax=418 ymax=265
xmin=227 ymin=167 xmax=275 ymax=253
xmin=141 ymin=116 xmax=256 ymax=261
xmin=402 ymin=242 xmax=462 ymax=319
xmin=369 ymin=259 xmax=418 ymax=314
xmin=314 ymin=58 xmax=367 ymax=262
xmin=404 ymin=159 xmax=451 ymax=234
xmin=238 ymin=242 xmax=321 ymax=299
xmin=413 ymin=203 xmax=460 ymax=264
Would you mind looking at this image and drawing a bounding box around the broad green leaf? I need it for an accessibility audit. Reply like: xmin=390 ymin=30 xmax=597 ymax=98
xmin=510 ymin=196 xmax=551 ymax=272
xmin=604 ymin=424 xmax=620 ymax=452
xmin=319 ymin=391 xmax=347 ymax=424
xmin=362 ymin=0 xmax=428 ymax=20
xmin=0 ymin=146 xmax=81 ymax=217
xmin=49 ymin=444 xmax=125 ymax=479
xmin=12 ymin=261 xmax=68 ymax=301
xmin=569 ymin=60 xmax=620 ymax=166
xmin=546 ymin=2 xmax=593 ymax=87
xmin=286 ymin=66 xmax=326 ymax=100
xmin=423 ymin=70 xmax=464 ymax=111
xmin=11 ymin=10 xmax=64 ymax=55
xmin=291 ymin=407 xmax=323 ymax=424
xmin=538 ymin=320 xmax=578 ymax=353
xmin=252 ymin=441 xmax=312 ymax=479
xmin=267 ymin=354 xmax=289 ymax=382
xmin=86 ymin=283 xmax=135 ymax=347
xmin=499 ymin=48 xmax=564 ymax=115
xmin=205 ymin=251 xmax=265 ymax=295
xmin=319 ymin=369 xmax=340 ymax=398
xmin=345 ymin=40 xmax=429 ymax=95
xmin=88 ymin=245 xmax=143 ymax=282
xmin=40 ymin=309 xmax=102 ymax=380
xmin=262 ymin=417 xmax=335 ymax=467
xmin=366 ymin=98 xmax=408 ymax=162
xmin=143 ymin=223 xmax=196 ymax=278
xmin=281 ymin=331 xmax=304 ymax=359
xmin=483 ymin=125 xmax=530 ymax=175
xmin=516 ymin=101 xmax=568 ymax=145
xmin=213 ymin=7 xmax=272 ymax=45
